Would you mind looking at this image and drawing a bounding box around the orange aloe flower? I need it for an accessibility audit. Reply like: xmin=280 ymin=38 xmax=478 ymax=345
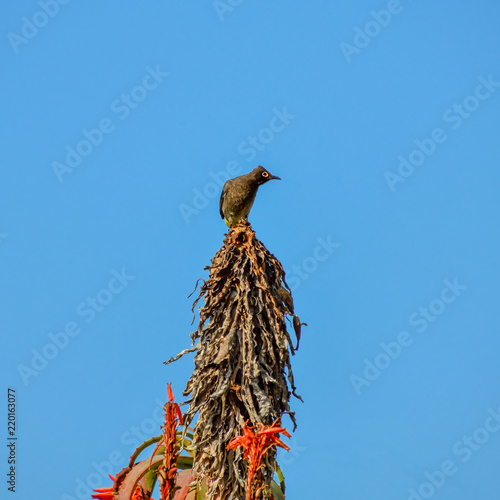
xmin=131 ymin=485 xmax=153 ymax=500
xmin=92 ymin=474 xmax=116 ymax=500
xmin=91 ymin=463 xmax=157 ymax=500
xmin=159 ymin=383 xmax=183 ymax=500
xmin=227 ymin=420 xmax=290 ymax=500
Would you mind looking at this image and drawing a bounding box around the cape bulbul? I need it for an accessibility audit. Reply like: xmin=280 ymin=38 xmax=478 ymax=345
xmin=219 ymin=166 xmax=281 ymax=227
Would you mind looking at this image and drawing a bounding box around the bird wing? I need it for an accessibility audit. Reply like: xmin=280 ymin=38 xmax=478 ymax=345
xmin=219 ymin=179 xmax=230 ymax=219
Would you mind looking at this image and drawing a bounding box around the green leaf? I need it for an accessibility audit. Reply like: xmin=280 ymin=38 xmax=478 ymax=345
xmin=276 ymin=464 xmax=286 ymax=494
xmin=270 ymin=479 xmax=285 ymax=500
xmin=141 ymin=463 xmax=161 ymax=495
xmin=177 ymin=455 xmax=194 ymax=469
xmin=197 ymin=479 xmax=208 ymax=500
xmin=153 ymin=445 xmax=165 ymax=456
xmin=127 ymin=436 xmax=163 ymax=468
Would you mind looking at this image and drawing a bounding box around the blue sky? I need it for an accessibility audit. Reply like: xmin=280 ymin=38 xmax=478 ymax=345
xmin=2 ymin=1 xmax=500 ymax=499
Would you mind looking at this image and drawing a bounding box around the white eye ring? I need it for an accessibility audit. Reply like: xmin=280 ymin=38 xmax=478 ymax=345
xmin=262 ymin=172 xmax=269 ymax=177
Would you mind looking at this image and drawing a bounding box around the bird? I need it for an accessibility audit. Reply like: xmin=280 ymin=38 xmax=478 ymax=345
xmin=219 ymin=166 xmax=281 ymax=227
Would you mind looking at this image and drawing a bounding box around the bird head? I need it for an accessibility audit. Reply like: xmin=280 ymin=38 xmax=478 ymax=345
xmin=252 ymin=166 xmax=281 ymax=185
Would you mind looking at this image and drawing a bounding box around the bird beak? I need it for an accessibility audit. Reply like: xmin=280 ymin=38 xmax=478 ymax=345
xmin=270 ymin=175 xmax=281 ymax=180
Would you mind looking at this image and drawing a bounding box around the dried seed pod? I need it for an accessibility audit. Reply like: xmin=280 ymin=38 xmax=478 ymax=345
xmin=167 ymin=220 xmax=304 ymax=500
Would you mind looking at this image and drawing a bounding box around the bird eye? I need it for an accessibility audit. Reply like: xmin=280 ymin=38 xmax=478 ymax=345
xmin=262 ymin=172 xmax=269 ymax=177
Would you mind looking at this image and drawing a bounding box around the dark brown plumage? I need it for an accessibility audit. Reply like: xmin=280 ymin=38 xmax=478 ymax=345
xmin=219 ymin=166 xmax=281 ymax=227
